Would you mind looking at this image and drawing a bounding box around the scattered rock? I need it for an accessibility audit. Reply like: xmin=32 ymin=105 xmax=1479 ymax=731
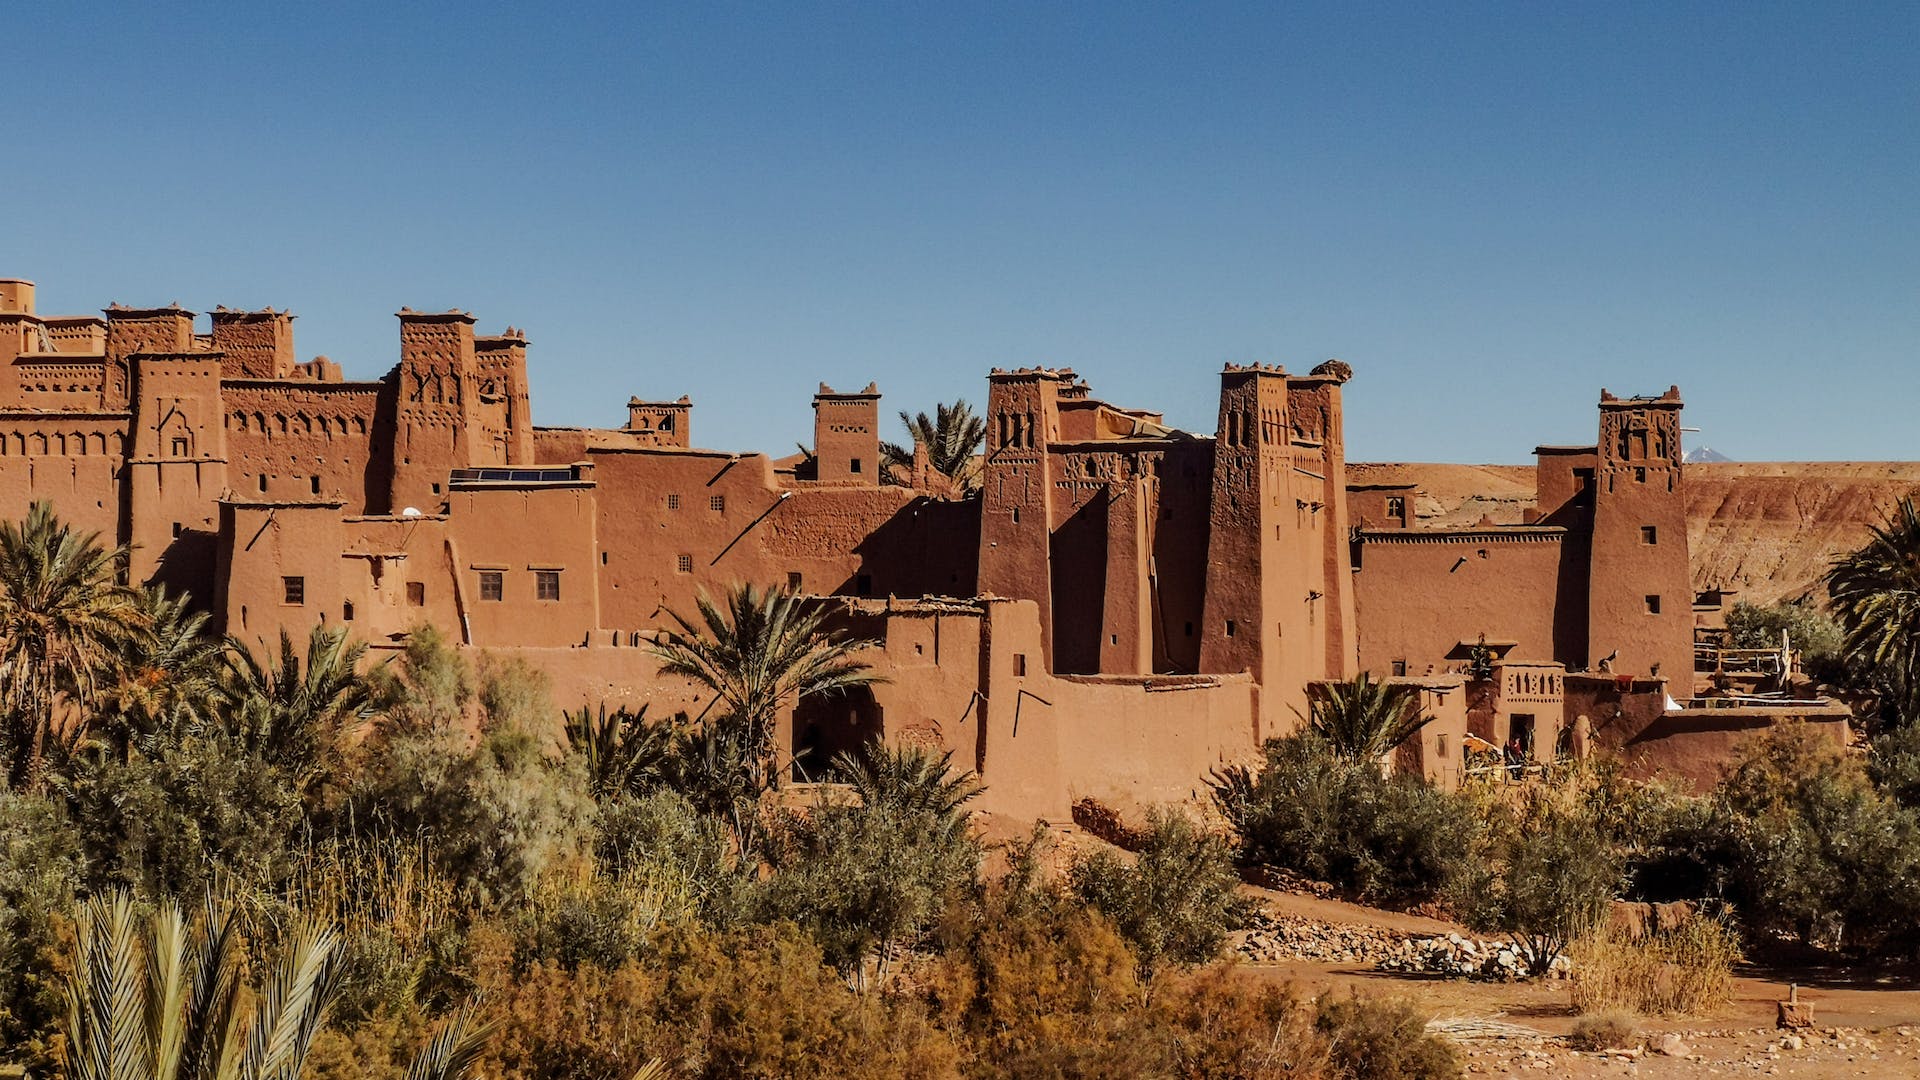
xmin=1653 ymin=1033 xmax=1691 ymax=1056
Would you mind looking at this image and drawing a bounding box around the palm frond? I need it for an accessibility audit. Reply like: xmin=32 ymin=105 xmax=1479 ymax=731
xmin=404 ymin=997 xmax=495 ymax=1080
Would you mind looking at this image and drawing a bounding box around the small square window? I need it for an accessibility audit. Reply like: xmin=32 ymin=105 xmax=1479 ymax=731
xmin=1635 ymin=467 xmax=1647 ymax=484
xmin=1386 ymin=496 xmax=1405 ymax=520
xmin=171 ymin=522 xmax=182 ymax=538
xmin=431 ymin=482 xmax=442 ymax=495
xmin=282 ymin=576 xmax=304 ymax=605
xmin=851 ymin=458 xmax=862 ymax=474
xmin=709 ymin=494 xmax=725 ymax=511
xmin=1641 ymin=525 xmax=1658 ymax=545
xmin=667 ymin=493 xmax=680 ymax=510
xmin=342 ymin=600 xmax=354 ymax=622
xmin=1013 ymin=653 xmax=1027 ymax=676
xmin=479 ymin=570 xmax=503 ymax=602
xmin=170 ymin=437 xmax=188 ymax=457
xmin=1645 ymin=594 xmax=1661 ymax=615
xmin=536 ymin=570 xmax=561 ymax=601
xmin=788 ymin=571 xmax=802 ymax=590
xmin=407 ymin=581 xmax=425 ymax=607
xmin=676 ymin=554 xmax=692 ymax=573
xmin=1392 ymin=659 xmax=1407 ymax=676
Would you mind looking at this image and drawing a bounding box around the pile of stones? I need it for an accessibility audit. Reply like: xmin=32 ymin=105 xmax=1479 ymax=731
xmin=1375 ymin=933 xmax=1571 ymax=981
xmin=1234 ymin=912 xmax=1407 ymax=964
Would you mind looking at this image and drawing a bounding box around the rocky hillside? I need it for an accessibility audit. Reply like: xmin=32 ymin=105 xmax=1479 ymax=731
xmin=1351 ymin=461 xmax=1920 ymax=606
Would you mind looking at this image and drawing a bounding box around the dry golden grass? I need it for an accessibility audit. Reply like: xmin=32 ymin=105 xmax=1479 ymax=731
xmin=1569 ymin=915 xmax=1742 ymax=1017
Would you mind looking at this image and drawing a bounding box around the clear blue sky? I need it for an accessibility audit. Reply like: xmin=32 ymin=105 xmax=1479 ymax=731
xmin=10 ymin=3 xmax=1917 ymax=462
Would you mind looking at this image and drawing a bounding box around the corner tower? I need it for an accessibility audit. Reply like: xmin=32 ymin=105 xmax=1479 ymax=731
xmin=977 ymin=368 xmax=1066 ymax=665
xmin=1587 ymin=387 xmax=1693 ymax=689
xmin=1199 ymin=365 xmax=1296 ymax=729
xmin=386 ymin=309 xmax=479 ymax=513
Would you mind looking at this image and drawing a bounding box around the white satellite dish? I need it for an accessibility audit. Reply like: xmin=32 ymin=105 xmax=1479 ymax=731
xmin=401 ymin=506 xmax=423 ymax=518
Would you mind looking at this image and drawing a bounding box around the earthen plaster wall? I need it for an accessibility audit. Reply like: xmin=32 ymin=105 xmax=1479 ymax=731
xmin=222 ymin=382 xmax=387 ymax=508
xmin=1353 ymin=529 xmax=1566 ymax=676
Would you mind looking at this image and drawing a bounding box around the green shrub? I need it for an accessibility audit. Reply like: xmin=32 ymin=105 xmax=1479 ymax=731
xmin=1458 ymin=794 xmax=1623 ymax=975
xmin=1212 ymin=734 xmax=1483 ymax=904
xmin=1725 ymin=600 xmax=1846 ymax=684
xmin=0 ymin=789 xmax=81 ymax=1066
xmin=1709 ymin=723 xmax=1920 ymax=948
xmin=64 ymin=725 xmax=306 ymax=899
xmin=1069 ymin=809 xmax=1244 ymax=977
xmin=343 ymin=723 xmax=594 ymax=906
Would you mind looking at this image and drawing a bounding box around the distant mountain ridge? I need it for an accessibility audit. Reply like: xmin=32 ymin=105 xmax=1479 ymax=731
xmin=1349 ymin=460 xmax=1920 ymax=606
xmin=1684 ymin=446 xmax=1733 ymax=464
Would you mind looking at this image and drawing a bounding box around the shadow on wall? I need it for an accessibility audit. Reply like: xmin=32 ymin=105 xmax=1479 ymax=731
xmin=792 ymin=684 xmax=884 ymax=782
xmin=848 ymin=496 xmax=980 ymax=599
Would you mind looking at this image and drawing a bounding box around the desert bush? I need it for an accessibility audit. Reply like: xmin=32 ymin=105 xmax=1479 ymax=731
xmin=1212 ymin=734 xmax=1483 ymax=904
xmin=1150 ymin=965 xmax=1330 ymax=1080
xmin=473 ymin=921 xmax=957 ymax=1080
xmin=1069 ymin=808 xmax=1244 ymax=977
xmin=293 ymin=834 xmax=467 ymax=1022
xmin=594 ymin=788 xmax=749 ymax=925
xmin=1570 ymin=916 xmax=1741 ymax=1017
xmin=0 ymin=789 xmax=81 ymax=1065
xmin=373 ymin=623 xmax=476 ymax=735
xmin=1568 ymin=1010 xmax=1639 ymax=1051
xmin=928 ymin=891 xmax=1159 ymax=1079
xmin=1459 ymin=793 xmax=1623 ymax=975
xmin=1312 ymin=992 xmax=1460 ymax=1079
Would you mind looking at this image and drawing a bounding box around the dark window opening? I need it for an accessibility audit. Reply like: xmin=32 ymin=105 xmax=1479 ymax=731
xmin=1641 ymin=525 xmax=1657 ymax=545
xmin=788 ymin=571 xmax=803 ymax=590
xmin=676 ymin=554 xmax=692 ymax=573
xmin=1225 ymin=620 xmax=1236 ymax=638
xmin=600 ymin=551 xmax=608 ymax=565
xmin=1110 ymin=634 xmax=1119 ymax=646
xmin=257 ymin=474 xmax=268 ymax=493
xmin=171 ymin=437 xmax=188 ymax=457
xmin=1645 ymin=594 xmax=1661 ymax=615
xmin=431 ymin=482 xmax=442 ymax=495
xmin=171 ymin=522 xmax=182 ymax=538
xmin=342 ymin=601 xmax=354 ymax=622
xmin=1011 ymin=507 xmax=1020 ymax=524
xmin=667 ymin=493 xmax=680 ymax=510
xmin=406 ymin=581 xmax=425 ymax=607
xmin=1013 ymin=653 xmax=1027 ymax=676
xmin=282 ymin=576 xmax=304 ymax=605
xmin=1391 ymin=659 xmax=1407 ymax=676
xmin=1386 ymin=496 xmax=1405 ymax=520
xmin=850 ymin=458 xmax=862 ymax=474
xmin=1510 ymin=714 xmax=1536 ymax=762
xmin=536 ymin=570 xmax=560 ymax=602
xmin=1635 ymin=467 xmax=1647 ymax=484
xmin=709 ymin=494 xmax=725 ymax=511
xmin=310 ymin=475 xmax=321 ymax=495
xmin=479 ymin=570 xmax=503 ymax=602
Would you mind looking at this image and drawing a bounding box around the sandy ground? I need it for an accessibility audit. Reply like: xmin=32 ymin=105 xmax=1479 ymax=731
xmin=1247 ymin=942 xmax=1920 ymax=1077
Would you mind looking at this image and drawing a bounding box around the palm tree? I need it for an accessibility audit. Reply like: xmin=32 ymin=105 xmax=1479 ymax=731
xmin=565 ymin=703 xmax=677 ymax=799
xmin=0 ymin=501 xmax=145 ymax=786
xmin=1304 ymin=672 xmax=1430 ymax=761
xmin=835 ymin=744 xmax=983 ymax=826
xmin=61 ymin=889 xmax=491 ymax=1080
xmin=649 ymin=583 xmax=881 ymax=800
xmin=880 ymin=400 xmax=987 ymax=491
xmin=94 ymin=587 xmax=227 ymax=760
xmin=1827 ymin=495 xmax=1920 ymax=725
xmin=220 ymin=624 xmax=375 ymax=794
